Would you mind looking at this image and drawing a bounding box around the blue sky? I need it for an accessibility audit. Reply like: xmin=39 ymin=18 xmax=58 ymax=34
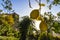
xmin=0 ymin=0 xmax=60 ymax=17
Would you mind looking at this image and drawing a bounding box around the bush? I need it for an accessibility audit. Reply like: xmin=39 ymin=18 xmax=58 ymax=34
xmin=0 ymin=23 xmax=20 ymax=38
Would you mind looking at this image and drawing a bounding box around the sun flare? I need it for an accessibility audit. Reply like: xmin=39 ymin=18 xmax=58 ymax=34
xmin=34 ymin=20 xmax=41 ymax=30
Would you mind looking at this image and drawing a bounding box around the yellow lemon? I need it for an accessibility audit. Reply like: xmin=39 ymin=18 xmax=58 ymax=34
xmin=39 ymin=21 xmax=48 ymax=32
xmin=30 ymin=9 xmax=39 ymax=19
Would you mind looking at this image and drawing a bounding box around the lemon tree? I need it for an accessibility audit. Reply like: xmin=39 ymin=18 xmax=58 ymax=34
xmin=30 ymin=9 xmax=39 ymax=19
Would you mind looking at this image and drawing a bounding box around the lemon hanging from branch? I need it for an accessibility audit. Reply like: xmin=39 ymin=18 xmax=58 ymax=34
xmin=37 ymin=16 xmax=42 ymax=20
xmin=39 ymin=21 xmax=48 ymax=32
xmin=30 ymin=9 xmax=39 ymax=19
xmin=37 ymin=15 xmax=44 ymax=21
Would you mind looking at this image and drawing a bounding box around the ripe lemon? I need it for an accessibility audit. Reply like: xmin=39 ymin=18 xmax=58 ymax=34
xmin=30 ymin=9 xmax=39 ymax=19
xmin=39 ymin=21 xmax=48 ymax=32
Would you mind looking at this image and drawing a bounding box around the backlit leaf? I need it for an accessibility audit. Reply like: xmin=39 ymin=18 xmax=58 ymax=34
xmin=39 ymin=3 xmax=45 ymax=6
xmin=29 ymin=0 xmax=32 ymax=8
xmin=49 ymin=4 xmax=52 ymax=10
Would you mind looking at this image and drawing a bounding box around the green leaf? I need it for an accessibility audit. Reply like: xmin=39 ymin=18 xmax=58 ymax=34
xmin=46 ymin=0 xmax=49 ymax=3
xmin=57 ymin=12 xmax=60 ymax=16
xmin=0 ymin=10 xmax=3 ymax=12
xmin=54 ymin=22 xmax=58 ymax=27
xmin=29 ymin=0 xmax=32 ymax=8
xmin=49 ymin=4 xmax=52 ymax=10
xmin=5 ymin=6 xmax=9 ymax=9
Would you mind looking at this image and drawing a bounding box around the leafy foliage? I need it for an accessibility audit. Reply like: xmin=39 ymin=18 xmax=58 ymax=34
xmin=1 ymin=0 xmax=12 ymax=13
xmin=0 ymin=23 xmax=19 ymax=37
xmin=18 ymin=16 xmax=34 ymax=40
xmin=0 ymin=36 xmax=19 ymax=40
xmin=0 ymin=12 xmax=19 ymax=39
xmin=0 ymin=10 xmax=3 ymax=12
xmin=0 ymin=14 xmax=14 ymax=25
xmin=5 ymin=15 xmax=14 ymax=25
xmin=57 ymin=12 xmax=60 ymax=16
xmin=53 ymin=21 xmax=60 ymax=33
